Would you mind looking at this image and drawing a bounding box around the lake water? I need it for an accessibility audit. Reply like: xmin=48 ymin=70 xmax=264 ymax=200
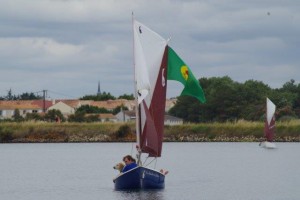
xmin=0 ymin=142 xmax=299 ymax=200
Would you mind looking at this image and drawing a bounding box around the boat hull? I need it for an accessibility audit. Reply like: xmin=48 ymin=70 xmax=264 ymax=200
xmin=259 ymin=141 xmax=276 ymax=149
xmin=113 ymin=166 xmax=165 ymax=190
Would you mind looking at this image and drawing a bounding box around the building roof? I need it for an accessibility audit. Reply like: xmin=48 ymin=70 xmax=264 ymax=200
xmin=123 ymin=110 xmax=136 ymax=117
xmin=0 ymin=100 xmax=44 ymax=110
xmin=0 ymin=98 xmax=175 ymax=113
xmin=91 ymin=99 xmax=133 ymax=110
xmin=164 ymin=114 xmax=183 ymax=121
xmin=32 ymin=100 xmax=53 ymax=109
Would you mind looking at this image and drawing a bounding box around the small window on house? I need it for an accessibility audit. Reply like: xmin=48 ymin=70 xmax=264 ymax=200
xmin=23 ymin=110 xmax=26 ymax=114
xmin=32 ymin=110 xmax=38 ymax=113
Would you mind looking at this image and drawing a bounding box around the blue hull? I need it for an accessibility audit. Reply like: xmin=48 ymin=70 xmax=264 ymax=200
xmin=113 ymin=166 xmax=165 ymax=190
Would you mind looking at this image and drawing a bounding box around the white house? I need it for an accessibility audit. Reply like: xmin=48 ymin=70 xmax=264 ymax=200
xmin=48 ymin=101 xmax=75 ymax=117
xmin=0 ymin=100 xmax=44 ymax=119
xmin=98 ymin=113 xmax=118 ymax=122
xmin=164 ymin=115 xmax=183 ymax=125
xmin=115 ymin=110 xmax=136 ymax=122
xmin=115 ymin=110 xmax=183 ymax=126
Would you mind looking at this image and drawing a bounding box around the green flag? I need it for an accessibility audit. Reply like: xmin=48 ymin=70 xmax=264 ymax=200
xmin=167 ymin=46 xmax=206 ymax=103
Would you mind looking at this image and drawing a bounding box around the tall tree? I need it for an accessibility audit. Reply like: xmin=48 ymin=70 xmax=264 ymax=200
xmin=80 ymin=91 xmax=116 ymax=101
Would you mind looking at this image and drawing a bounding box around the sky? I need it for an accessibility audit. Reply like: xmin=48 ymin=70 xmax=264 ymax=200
xmin=0 ymin=0 xmax=299 ymax=100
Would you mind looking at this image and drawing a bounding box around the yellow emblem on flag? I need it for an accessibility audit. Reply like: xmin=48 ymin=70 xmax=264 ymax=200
xmin=180 ymin=66 xmax=189 ymax=80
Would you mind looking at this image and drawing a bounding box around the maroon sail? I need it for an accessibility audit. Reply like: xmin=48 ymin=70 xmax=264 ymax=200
xmin=139 ymin=47 xmax=168 ymax=157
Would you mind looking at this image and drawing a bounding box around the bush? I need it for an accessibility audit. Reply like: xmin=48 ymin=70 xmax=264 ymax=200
xmin=0 ymin=127 xmax=13 ymax=142
xmin=278 ymin=115 xmax=297 ymax=122
xmin=115 ymin=124 xmax=131 ymax=138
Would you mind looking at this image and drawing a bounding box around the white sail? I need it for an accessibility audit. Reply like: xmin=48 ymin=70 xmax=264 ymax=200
xmin=133 ymin=19 xmax=167 ymax=104
xmin=260 ymin=97 xmax=277 ymax=149
xmin=266 ymin=98 xmax=276 ymax=126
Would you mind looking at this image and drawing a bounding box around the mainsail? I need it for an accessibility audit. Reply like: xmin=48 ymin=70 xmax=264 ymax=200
xmin=264 ymin=98 xmax=276 ymax=142
xmin=133 ymin=19 xmax=168 ymax=157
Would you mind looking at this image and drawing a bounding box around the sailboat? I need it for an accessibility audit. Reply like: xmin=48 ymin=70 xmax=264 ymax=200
xmin=113 ymin=18 xmax=168 ymax=190
xmin=113 ymin=16 xmax=206 ymax=190
xmin=259 ymin=97 xmax=276 ymax=149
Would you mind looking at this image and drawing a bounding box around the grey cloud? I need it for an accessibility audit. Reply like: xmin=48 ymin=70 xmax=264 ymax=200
xmin=0 ymin=0 xmax=299 ymax=99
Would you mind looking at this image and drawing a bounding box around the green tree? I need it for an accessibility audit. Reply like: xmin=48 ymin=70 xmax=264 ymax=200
xmin=13 ymin=109 xmax=24 ymax=122
xmin=80 ymin=92 xmax=116 ymax=101
xmin=239 ymin=80 xmax=272 ymax=120
xmin=112 ymin=105 xmax=128 ymax=115
xmin=85 ymin=114 xmax=99 ymax=122
xmin=169 ymin=76 xmax=298 ymax=123
xmin=25 ymin=113 xmax=43 ymax=121
xmin=118 ymin=94 xmax=134 ymax=100
xmin=76 ymin=105 xmax=110 ymax=114
xmin=19 ymin=92 xmax=42 ymax=100
xmin=5 ymin=89 xmax=17 ymax=100
xmin=45 ymin=109 xmax=65 ymax=122
xmin=68 ymin=111 xmax=86 ymax=122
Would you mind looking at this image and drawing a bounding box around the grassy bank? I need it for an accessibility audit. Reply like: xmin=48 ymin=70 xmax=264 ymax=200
xmin=1 ymin=120 xmax=300 ymax=143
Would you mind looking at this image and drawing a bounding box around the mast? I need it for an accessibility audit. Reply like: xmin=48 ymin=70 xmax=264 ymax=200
xmin=132 ymin=13 xmax=142 ymax=166
xmin=42 ymin=90 xmax=47 ymax=113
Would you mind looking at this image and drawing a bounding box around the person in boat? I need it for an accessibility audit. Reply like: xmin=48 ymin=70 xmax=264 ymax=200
xmin=122 ymin=155 xmax=138 ymax=173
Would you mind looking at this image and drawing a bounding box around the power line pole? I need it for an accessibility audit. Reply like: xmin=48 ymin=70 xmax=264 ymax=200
xmin=43 ymin=90 xmax=47 ymax=113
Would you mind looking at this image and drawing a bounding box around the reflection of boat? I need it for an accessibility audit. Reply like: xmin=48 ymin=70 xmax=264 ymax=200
xmin=259 ymin=98 xmax=276 ymax=149
xmin=113 ymin=15 xmax=205 ymax=190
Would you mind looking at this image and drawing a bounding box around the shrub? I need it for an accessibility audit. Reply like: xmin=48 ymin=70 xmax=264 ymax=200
xmin=115 ymin=124 xmax=131 ymax=138
xmin=0 ymin=127 xmax=13 ymax=142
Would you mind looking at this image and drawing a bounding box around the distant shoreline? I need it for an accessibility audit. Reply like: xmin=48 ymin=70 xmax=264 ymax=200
xmin=1 ymin=121 xmax=299 ymax=143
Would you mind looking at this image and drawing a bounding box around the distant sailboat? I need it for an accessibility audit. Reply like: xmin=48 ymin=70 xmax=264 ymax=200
xmin=260 ymin=98 xmax=276 ymax=149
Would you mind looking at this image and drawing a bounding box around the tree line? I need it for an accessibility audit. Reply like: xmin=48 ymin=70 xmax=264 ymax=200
xmin=0 ymin=90 xmax=134 ymax=101
xmin=169 ymin=76 xmax=300 ymax=122
xmin=0 ymin=89 xmax=42 ymax=100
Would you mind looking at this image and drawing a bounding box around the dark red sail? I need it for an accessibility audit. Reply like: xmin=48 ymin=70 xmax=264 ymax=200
xmin=139 ymin=47 xmax=168 ymax=157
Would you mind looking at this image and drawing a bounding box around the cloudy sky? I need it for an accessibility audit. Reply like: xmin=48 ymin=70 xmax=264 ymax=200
xmin=0 ymin=0 xmax=299 ymax=99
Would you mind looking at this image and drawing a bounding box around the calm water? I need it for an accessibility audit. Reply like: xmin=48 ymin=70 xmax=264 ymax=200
xmin=0 ymin=142 xmax=299 ymax=200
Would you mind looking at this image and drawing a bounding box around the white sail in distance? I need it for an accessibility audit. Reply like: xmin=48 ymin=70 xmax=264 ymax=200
xmin=266 ymin=98 xmax=276 ymax=126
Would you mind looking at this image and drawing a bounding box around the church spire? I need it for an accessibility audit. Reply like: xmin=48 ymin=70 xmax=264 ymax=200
xmin=97 ymin=81 xmax=101 ymax=96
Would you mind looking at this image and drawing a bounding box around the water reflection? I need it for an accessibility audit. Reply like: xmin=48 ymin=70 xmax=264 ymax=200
xmin=113 ymin=189 xmax=165 ymax=200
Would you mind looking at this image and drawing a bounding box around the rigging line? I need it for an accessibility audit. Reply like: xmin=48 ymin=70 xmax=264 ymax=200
xmin=143 ymin=157 xmax=149 ymax=166
xmin=143 ymin=157 xmax=157 ymax=168
xmin=47 ymin=90 xmax=77 ymax=99
xmin=130 ymin=143 xmax=134 ymax=157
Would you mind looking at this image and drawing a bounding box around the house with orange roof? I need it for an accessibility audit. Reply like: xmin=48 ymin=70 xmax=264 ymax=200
xmin=91 ymin=99 xmax=135 ymax=111
xmin=0 ymin=100 xmax=47 ymax=119
xmin=0 ymin=98 xmax=175 ymax=120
